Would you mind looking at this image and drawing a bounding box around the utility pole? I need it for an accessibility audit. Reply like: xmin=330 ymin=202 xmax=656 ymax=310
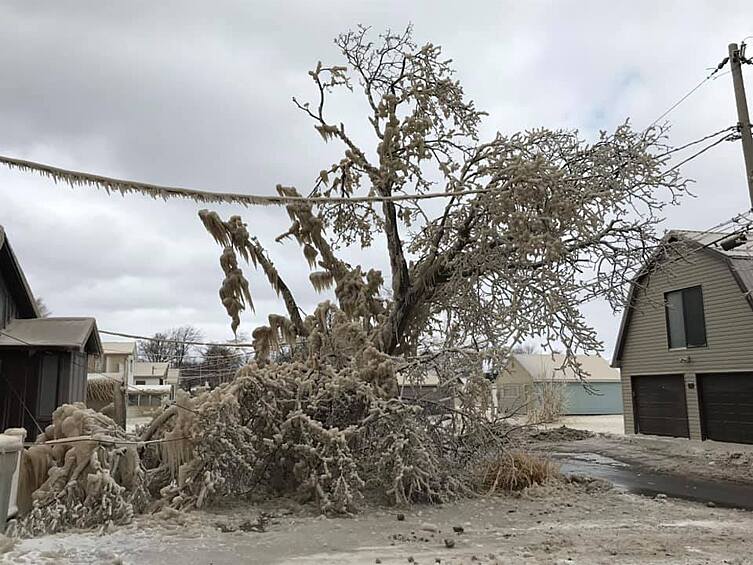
xmin=729 ymin=43 xmax=753 ymax=207
xmin=113 ymin=362 xmax=127 ymax=429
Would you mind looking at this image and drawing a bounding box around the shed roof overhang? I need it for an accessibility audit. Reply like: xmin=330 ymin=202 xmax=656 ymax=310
xmin=0 ymin=317 xmax=103 ymax=354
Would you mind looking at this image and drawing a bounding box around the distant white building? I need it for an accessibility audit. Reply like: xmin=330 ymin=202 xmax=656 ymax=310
xmin=87 ymin=340 xmax=136 ymax=384
xmin=86 ymin=341 xmax=180 ymax=418
xmin=166 ymin=367 xmax=181 ymax=389
xmin=133 ymin=361 xmax=169 ymax=386
xmin=126 ymin=362 xmax=174 ymax=414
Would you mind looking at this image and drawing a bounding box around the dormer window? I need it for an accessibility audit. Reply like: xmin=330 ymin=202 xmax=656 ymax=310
xmin=665 ymin=286 xmax=707 ymax=349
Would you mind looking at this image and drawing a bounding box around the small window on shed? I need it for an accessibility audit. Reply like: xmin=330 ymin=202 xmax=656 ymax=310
xmin=665 ymin=286 xmax=707 ymax=348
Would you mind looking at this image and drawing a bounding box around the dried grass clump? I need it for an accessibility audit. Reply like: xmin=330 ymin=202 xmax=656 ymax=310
xmin=527 ymin=382 xmax=567 ymax=424
xmin=475 ymin=451 xmax=559 ymax=493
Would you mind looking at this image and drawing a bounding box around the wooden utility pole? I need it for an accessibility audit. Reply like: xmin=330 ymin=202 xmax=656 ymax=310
xmin=113 ymin=363 xmax=127 ymax=429
xmin=729 ymin=43 xmax=753 ymax=206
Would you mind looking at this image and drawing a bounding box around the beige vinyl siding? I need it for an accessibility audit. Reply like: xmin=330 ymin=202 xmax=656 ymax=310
xmin=684 ymin=373 xmax=702 ymax=439
xmin=619 ymin=250 xmax=753 ymax=436
xmin=620 ymin=251 xmax=753 ymax=376
xmin=496 ymin=358 xmax=533 ymax=415
xmin=621 ymin=377 xmax=634 ymax=434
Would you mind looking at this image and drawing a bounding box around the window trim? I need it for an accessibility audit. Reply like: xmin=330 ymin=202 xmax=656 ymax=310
xmin=664 ymin=285 xmax=707 ymax=350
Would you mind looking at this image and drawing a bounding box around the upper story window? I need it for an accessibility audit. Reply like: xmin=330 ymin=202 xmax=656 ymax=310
xmin=665 ymin=285 xmax=707 ymax=349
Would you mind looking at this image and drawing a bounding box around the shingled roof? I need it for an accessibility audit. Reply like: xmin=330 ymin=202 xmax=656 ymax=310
xmin=512 ymin=353 xmax=620 ymax=382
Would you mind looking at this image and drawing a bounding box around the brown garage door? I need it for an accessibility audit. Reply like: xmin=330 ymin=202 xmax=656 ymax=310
xmin=698 ymin=373 xmax=753 ymax=444
xmin=632 ymin=375 xmax=689 ymax=438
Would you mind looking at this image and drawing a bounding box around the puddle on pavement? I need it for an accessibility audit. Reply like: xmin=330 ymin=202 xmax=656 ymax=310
xmin=548 ymin=451 xmax=753 ymax=511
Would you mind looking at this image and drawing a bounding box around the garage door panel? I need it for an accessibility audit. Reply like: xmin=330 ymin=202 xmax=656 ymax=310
xmin=704 ymin=420 xmax=753 ymax=443
xmin=635 ymin=415 xmax=689 ymax=438
xmin=632 ymin=375 xmax=689 ymax=438
xmin=699 ymin=373 xmax=753 ymax=444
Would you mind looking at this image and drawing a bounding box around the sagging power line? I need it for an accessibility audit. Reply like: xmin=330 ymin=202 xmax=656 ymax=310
xmin=100 ymin=329 xmax=254 ymax=348
xmin=0 ymin=154 xmax=495 ymax=207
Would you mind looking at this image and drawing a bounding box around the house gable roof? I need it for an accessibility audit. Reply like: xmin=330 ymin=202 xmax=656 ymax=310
xmin=0 ymin=225 xmax=40 ymax=320
xmin=101 ymin=340 xmax=137 ymax=355
xmin=611 ymin=229 xmax=753 ymax=367
xmin=0 ymin=317 xmax=102 ymax=354
xmin=511 ymin=353 xmax=620 ymax=382
xmin=133 ymin=362 xmax=170 ymax=378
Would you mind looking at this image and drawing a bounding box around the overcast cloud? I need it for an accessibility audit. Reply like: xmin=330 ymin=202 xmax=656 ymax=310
xmin=1 ymin=1 xmax=752 ymax=354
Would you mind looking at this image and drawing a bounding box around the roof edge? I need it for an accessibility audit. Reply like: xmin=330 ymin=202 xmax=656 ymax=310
xmin=612 ymin=231 xmax=753 ymax=366
xmin=0 ymin=228 xmax=40 ymax=319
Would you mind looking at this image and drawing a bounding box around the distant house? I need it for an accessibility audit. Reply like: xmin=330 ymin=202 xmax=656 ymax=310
xmin=397 ymin=369 xmax=457 ymax=415
xmin=166 ymin=367 xmax=180 ymax=390
xmin=88 ymin=346 xmax=177 ymax=416
xmin=125 ymin=361 xmax=173 ymax=414
xmin=0 ymin=225 xmax=102 ymax=439
xmin=127 ymin=384 xmax=173 ymax=415
xmin=86 ymin=340 xmax=137 ymax=413
xmin=133 ymin=361 xmax=169 ymax=386
xmin=613 ymin=230 xmax=753 ymax=444
xmin=497 ymin=354 xmax=622 ymax=416
xmin=88 ymin=341 xmax=137 ymax=384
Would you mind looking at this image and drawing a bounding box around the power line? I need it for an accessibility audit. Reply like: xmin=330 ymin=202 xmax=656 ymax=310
xmin=100 ymin=329 xmax=254 ymax=348
xmin=0 ymin=154 xmax=495 ymax=207
xmin=659 ymin=125 xmax=737 ymax=157
xmin=648 ymin=77 xmax=713 ymax=129
xmin=667 ymin=131 xmax=739 ymax=172
xmin=647 ymin=56 xmax=730 ymax=129
xmin=24 ymin=434 xmax=192 ymax=448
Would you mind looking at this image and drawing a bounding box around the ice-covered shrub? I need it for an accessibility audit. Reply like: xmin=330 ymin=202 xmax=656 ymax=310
xmin=12 ymin=404 xmax=149 ymax=537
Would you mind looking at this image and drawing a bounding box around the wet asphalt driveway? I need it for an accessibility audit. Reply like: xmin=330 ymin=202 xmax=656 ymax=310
xmin=545 ymin=445 xmax=753 ymax=510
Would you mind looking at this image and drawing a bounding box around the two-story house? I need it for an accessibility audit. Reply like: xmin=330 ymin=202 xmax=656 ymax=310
xmin=88 ymin=341 xmax=136 ymax=384
xmin=613 ymin=229 xmax=753 ymax=444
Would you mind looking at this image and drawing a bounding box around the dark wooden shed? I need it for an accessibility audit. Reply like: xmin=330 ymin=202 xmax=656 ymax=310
xmin=0 ymin=226 xmax=102 ymax=439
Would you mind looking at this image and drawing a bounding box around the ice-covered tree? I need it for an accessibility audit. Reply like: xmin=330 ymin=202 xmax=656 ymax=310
xmin=7 ymin=27 xmax=691 ymax=531
xmin=202 ymin=25 xmax=687 ymax=368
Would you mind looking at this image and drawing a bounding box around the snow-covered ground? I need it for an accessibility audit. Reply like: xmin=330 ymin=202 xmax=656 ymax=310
xmin=3 ymin=479 xmax=752 ymax=564
xmin=8 ymin=415 xmax=753 ymax=564
xmin=507 ymin=414 xmax=625 ymax=435
xmin=543 ymin=414 xmax=625 ymax=435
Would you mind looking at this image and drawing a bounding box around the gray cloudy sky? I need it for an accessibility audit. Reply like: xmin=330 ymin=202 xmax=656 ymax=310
xmin=1 ymin=1 xmax=752 ymax=354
